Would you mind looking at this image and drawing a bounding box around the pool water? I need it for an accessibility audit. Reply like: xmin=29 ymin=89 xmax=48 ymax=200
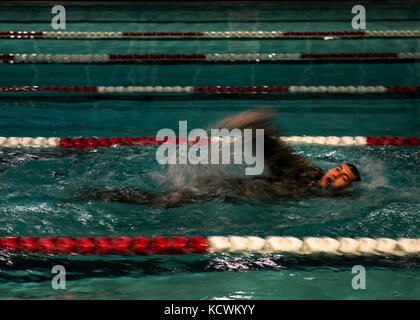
xmin=0 ymin=1 xmax=419 ymax=300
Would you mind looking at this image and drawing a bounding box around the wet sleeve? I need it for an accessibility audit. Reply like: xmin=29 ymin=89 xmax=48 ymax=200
xmin=213 ymin=107 xmax=322 ymax=179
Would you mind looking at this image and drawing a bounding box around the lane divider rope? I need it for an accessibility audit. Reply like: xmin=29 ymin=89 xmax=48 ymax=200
xmin=1 ymin=85 xmax=419 ymax=94
xmin=1 ymin=52 xmax=419 ymax=64
xmin=1 ymin=30 xmax=419 ymax=40
xmin=0 ymin=236 xmax=419 ymax=256
xmin=0 ymin=136 xmax=418 ymax=148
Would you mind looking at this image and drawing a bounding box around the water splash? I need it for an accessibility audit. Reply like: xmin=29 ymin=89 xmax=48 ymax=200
xmin=358 ymin=155 xmax=393 ymax=192
xmin=151 ymin=135 xmax=255 ymax=188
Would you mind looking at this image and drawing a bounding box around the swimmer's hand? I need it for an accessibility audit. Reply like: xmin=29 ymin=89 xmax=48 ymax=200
xmin=214 ymin=107 xmax=276 ymax=135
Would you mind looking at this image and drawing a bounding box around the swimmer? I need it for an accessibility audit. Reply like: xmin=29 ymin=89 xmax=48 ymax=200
xmin=83 ymin=108 xmax=361 ymax=208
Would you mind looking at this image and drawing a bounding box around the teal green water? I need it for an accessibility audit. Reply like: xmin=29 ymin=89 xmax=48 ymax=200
xmin=0 ymin=2 xmax=419 ymax=300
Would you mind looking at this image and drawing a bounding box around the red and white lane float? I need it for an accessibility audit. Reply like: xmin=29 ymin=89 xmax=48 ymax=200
xmin=0 ymin=136 xmax=418 ymax=148
xmin=0 ymin=30 xmax=419 ymax=40
xmin=0 ymin=236 xmax=419 ymax=256
xmin=1 ymin=52 xmax=419 ymax=64
xmin=1 ymin=85 xmax=419 ymax=95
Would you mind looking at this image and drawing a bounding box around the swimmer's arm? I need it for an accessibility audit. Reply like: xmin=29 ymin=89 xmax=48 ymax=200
xmin=265 ymin=136 xmax=321 ymax=178
xmin=220 ymin=193 xmax=256 ymax=205
xmin=214 ymin=107 xmax=316 ymax=177
xmin=214 ymin=107 xmax=276 ymax=135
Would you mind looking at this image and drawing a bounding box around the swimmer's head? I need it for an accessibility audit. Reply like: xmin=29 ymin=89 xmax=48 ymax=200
xmin=319 ymin=163 xmax=361 ymax=188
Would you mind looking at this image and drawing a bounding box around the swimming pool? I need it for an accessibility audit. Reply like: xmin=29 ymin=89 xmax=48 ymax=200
xmin=0 ymin=1 xmax=419 ymax=300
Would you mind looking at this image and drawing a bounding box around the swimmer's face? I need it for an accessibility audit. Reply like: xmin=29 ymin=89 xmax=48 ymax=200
xmin=319 ymin=164 xmax=358 ymax=188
